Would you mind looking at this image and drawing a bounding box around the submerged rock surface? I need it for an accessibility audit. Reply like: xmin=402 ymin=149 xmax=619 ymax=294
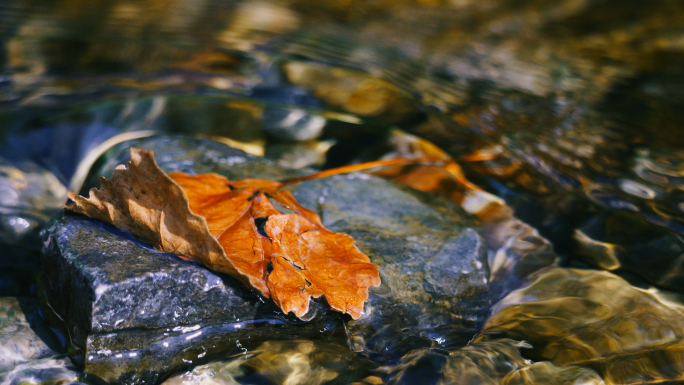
xmin=477 ymin=267 xmax=684 ymax=384
xmin=385 ymin=338 xmax=605 ymax=385
xmin=293 ymin=174 xmax=490 ymax=357
xmin=0 ymin=159 xmax=68 ymax=297
xmin=385 ymin=339 xmax=530 ymax=385
xmin=41 ymin=213 xmax=344 ymax=384
xmin=0 ymin=297 xmax=80 ymax=384
xmin=163 ymin=340 xmax=377 ymax=385
xmin=0 ymin=297 xmax=61 ymax=372
xmin=42 ymin=135 xmax=493 ymax=382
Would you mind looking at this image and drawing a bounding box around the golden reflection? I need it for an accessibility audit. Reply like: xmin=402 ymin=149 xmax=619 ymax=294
xmin=163 ymin=340 xmax=372 ymax=385
xmin=282 ymin=62 xmax=420 ymax=124
xmin=478 ymin=267 xmax=684 ymax=384
xmin=502 ymin=362 xmax=605 ymax=385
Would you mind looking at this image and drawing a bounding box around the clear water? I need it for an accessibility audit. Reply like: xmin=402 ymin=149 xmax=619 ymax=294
xmin=3 ymin=1 xmax=684 ymax=384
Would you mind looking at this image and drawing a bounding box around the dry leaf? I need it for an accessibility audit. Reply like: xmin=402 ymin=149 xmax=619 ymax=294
xmin=65 ymin=149 xmax=238 ymax=276
xmin=369 ymin=130 xmax=511 ymax=221
xmin=66 ymin=148 xmax=381 ymax=320
xmin=169 ymin=171 xmax=381 ymax=319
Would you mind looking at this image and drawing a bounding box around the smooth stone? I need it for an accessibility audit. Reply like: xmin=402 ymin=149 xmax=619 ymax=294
xmin=385 ymin=339 xmax=530 ymax=385
xmin=477 ymin=267 xmax=684 ymax=384
xmin=503 ymin=362 xmax=605 ymax=385
xmin=92 ymin=135 xmax=492 ymax=357
xmin=0 ymin=297 xmax=79 ymax=384
xmin=80 ymin=135 xmax=304 ymax=195
xmin=41 ymin=213 xmax=344 ymax=385
xmin=0 ymin=158 xmax=68 ymax=296
xmin=573 ymin=212 xmax=684 ymax=293
xmin=0 ymin=297 xmax=61 ymax=372
xmin=291 ymin=174 xmax=491 ymax=357
xmin=1 ymin=357 xmax=81 ymax=385
xmin=386 ymin=340 xmax=604 ymax=385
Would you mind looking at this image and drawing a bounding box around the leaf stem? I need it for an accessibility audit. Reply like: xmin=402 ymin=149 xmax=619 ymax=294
xmin=279 ymin=157 xmax=449 ymax=188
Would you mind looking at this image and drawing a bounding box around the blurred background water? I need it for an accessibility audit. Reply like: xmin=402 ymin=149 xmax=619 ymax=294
xmin=2 ymin=1 xmax=684 ymax=384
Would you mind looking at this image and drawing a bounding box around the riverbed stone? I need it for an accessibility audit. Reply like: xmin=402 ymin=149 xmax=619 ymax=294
xmin=477 ymin=267 xmax=684 ymax=384
xmin=1 ymin=357 xmax=81 ymax=385
xmin=45 ymin=135 xmax=491 ymax=382
xmin=0 ymin=297 xmax=60 ymax=371
xmin=0 ymin=158 xmax=68 ymax=297
xmin=0 ymin=297 xmax=80 ymax=384
xmin=41 ymin=213 xmax=344 ymax=385
xmin=162 ymin=340 xmax=377 ymax=385
xmin=385 ymin=339 xmax=530 ymax=385
xmin=97 ymin=135 xmax=491 ymax=354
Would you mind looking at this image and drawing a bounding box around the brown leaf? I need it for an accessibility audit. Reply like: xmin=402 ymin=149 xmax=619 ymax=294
xmin=66 ymin=148 xmax=241 ymax=279
xmin=369 ymin=130 xmax=511 ymax=221
xmin=67 ymin=148 xmax=381 ymax=320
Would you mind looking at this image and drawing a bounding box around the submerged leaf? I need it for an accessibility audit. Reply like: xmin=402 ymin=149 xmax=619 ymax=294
xmin=66 ymin=148 xmax=380 ymax=320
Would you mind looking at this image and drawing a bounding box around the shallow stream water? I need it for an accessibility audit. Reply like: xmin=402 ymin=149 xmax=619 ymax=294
xmin=2 ymin=1 xmax=684 ymax=384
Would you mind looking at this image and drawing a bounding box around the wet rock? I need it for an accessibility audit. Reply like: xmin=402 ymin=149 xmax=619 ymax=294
xmin=0 ymin=158 xmax=67 ymax=296
xmin=573 ymin=212 xmax=684 ymax=293
xmin=503 ymin=362 xmax=605 ymax=385
xmin=41 ymin=213 xmax=344 ymax=385
xmin=385 ymin=339 xmax=530 ymax=385
xmin=265 ymin=140 xmax=334 ymax=169
xmin=291 ymin=174 xmax=491 ymax=357
xmin=162 ymin=340 xmax=376 ymax=385
xmin=81 ymin=135 xmax=304 ymax=195
xmin=385 ymin=339 xmax=604 ymax=385
xmin=262 ymin=106 xmax=327 ymax=142
xmin=1 ymin=357 xmax=81 ymax=385
xmin=0 ymin=158 xmax=67 ymax=248
xmin=0 ymin=297 xmax=79 ymax=384
xmin=74 ymin=135 xmax=491 ymax=364
xmin=0 ymin=297 xmax=61 ymax=371
xmin=477 ymin=267 xmax=684 ymax=384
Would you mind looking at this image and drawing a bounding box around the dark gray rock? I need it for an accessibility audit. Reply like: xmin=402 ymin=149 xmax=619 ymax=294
xmin=292 ymin=174 xmax=490 ymax=358
xmin=80 ymin=135 xmax=304 ymax=196
xmin=99 ymin=135 xmax=491 ymax=356
xmin=46 ymin=135 xmax=491 ymax=382
xmin=41 ymin=213 xmax=344 ymax=385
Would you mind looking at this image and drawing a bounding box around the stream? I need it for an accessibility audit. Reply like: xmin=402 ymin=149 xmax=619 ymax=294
xmin=2 ymin=1 xmax=684 ymax=384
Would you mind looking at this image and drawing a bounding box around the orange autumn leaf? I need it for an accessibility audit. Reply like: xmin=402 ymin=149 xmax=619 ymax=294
xmin=66 ymin=148 xmax=384 ymax=320
xmin=169 ymin=170 xmax=382 ymax=319
xmin=369 ymin=130 xmax=510 ymax=221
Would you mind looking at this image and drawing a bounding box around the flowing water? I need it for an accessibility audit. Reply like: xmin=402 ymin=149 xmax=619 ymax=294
xmin=2 ymin=1 xmax=684 ymax=384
